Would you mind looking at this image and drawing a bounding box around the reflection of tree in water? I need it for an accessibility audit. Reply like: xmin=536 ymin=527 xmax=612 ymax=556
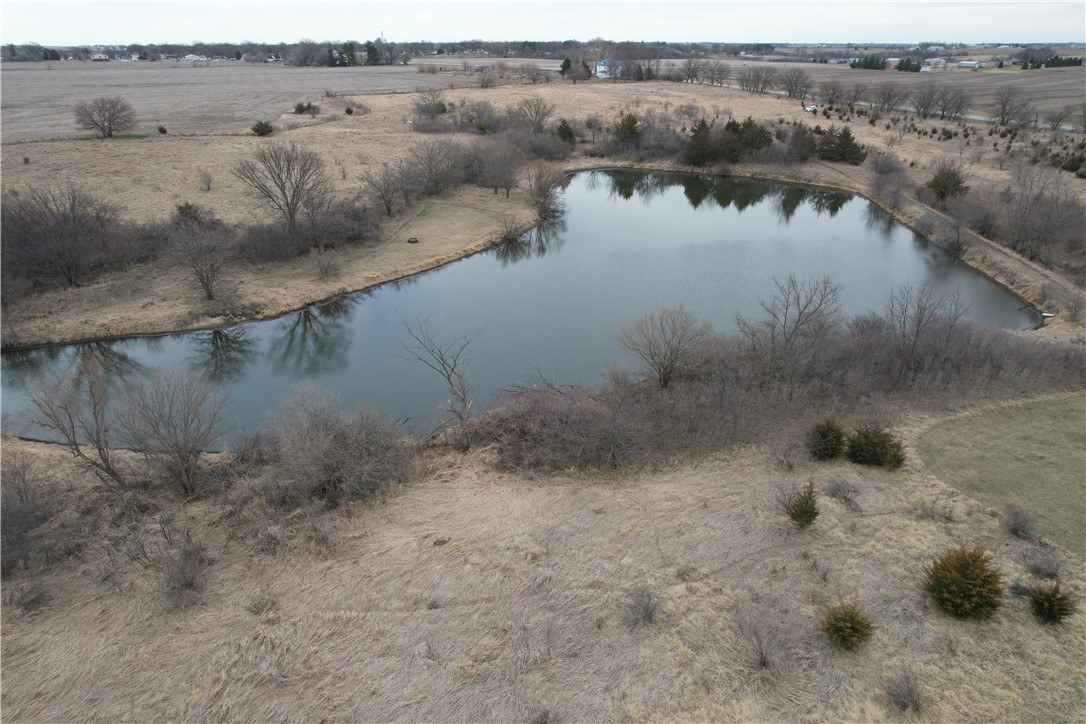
xmin=493 ymin=209 xmax=568 ymax=267
xmin=863 ymin=201 xmax=896 ymax=236
xmin=268 ymin=299 xmax=356 ymax=377
xmin=807 ymin=189 xmax=850 ymax=217
xmin=2 ymin=340 xmax=146 ymax=397
xmin=682 ymin=176 xmax=713 ymax=209
xmin=605 ymin=170 xmax=671 ymax=203
xmin=188 ymin=328 xmax=256 ymax=384
xmin=773 ymin=185 xmax=809 ymax=224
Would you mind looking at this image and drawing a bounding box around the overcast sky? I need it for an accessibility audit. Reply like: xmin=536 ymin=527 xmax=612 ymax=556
xmin=3 ymin=1 xmax=1084 ymax=46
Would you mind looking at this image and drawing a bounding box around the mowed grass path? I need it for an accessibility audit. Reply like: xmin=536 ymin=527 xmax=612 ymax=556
xmin=918 ymin=392 xmax=1086 ymax=556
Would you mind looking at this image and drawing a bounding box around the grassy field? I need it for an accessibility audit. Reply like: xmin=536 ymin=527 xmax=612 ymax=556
xmin=0 ymin=61 xmax=474 ymax=141
xmin=917 ymin=392 xmax=1086 ymax=555
xmin=3 ymin=59 xmax=1083 ymax=143
xmin=1 ymin=428 xmax=1084 ymax=721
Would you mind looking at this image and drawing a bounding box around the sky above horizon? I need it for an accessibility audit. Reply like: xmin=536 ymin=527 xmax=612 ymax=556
xmin=2 ymin=1 xmax=1084 ymax=46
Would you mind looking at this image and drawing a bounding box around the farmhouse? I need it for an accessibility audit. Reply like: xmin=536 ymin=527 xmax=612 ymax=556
xmin=958 ymin=60 xmax=982 ymax=69
xmin=595 ymin=58 xmax=620 ymax=79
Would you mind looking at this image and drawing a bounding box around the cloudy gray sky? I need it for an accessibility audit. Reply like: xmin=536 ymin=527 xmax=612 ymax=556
xmin=3 ymin=1 xmax=1084 ymax=46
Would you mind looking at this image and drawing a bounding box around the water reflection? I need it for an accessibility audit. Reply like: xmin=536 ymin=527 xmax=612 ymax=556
xmin=494 ymin=211 xmax=568 ymax=266
xmin=188 ymin=328 xmax=257 ymax=384
xmin=268 ymin=298 xmax=356 ymax=377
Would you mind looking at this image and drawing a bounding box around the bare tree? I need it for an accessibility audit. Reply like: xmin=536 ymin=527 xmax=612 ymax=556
xmin=618 ymin=305 xmax=711 ymax=389
xmin=736 ymin=275 xmax=843 ymax=379
xmin=401 ymin=315 xmax=478 ymax=450
xmin=522 ymin=62 xmax=545 ymax=84
xmin=363 ymin=164 xmax=405 ymax=216
xmin=524 ymin=161 xmax=567 ymax=213
xmin=480 ymin=141 xmax=524 ymax=198
xmin=1043 ymin=105 xmax=1074 ymax=133
xmin=412 ymin=88 xmax=446 ymax=120
xmin=409 ymin=139 xmax=462 ymax=195
xmin=886 ymin=282 xmax=963 ymax=379
xmin=25 ymin=366 xmax=127 ymax=491
xmin=170 ymin=227 xmax=233 ymax=301
xmin=910 ymin=82 xmax=940 ymax=118
xmin=232 ymin=142 xmax=331 ymax=234
xmin=118 ymin=368 xmax=229 ymax=496
xmin=705 ymin=60 xmax=730 ymax=86
xmin=818 ymin=79 xmax=844 ymax=106
xmin=1001 ymin=165 xmax=1081 ymax=264
xmin=515 ymin=96 xmax=557 ymax=134
xmin=286 ymin=39 xmax=324 ymax=67
xmin=737 ymin=66 xmax=777 ymax=93
xmin=845 ymin=83 xmax=870 ymax=112
xmin=779 ymin=68 xmax=813 ymax=100
xmin=935 ymin=86 xmax=971 ymax=120
xmin=990 ymin=85 xmax=1033 ymax=126
xmin=682 ymin=58 xmax=704 ymax=83
xmin=1 ymin=185 xmax=119 ymax=288
xmin=73 ymin=95 xmax=137 ymax=138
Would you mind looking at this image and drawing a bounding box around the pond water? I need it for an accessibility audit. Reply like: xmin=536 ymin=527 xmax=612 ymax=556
xmin=1 ymin=170 xmax=1037 ymax=443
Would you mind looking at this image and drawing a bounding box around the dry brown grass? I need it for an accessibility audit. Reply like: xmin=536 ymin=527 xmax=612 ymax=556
xmin=1 ymin=404 xmax=1083 ymax=721
xmin=3 ymin=66 xmax=1085 ymax=348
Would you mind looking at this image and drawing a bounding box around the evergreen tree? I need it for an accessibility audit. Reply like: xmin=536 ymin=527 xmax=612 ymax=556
xmin=365 ymin=41 xmax=380 ymax=65
xmin=340 ymin=41 xmax=357 ymax=66
xmin=684 ymin=119 xmax=715 ymax=165
xmin=616 ymin=113 xmax=641 ymax=148
xmin=556 ymin=118 xmax=576 ymax=145
xmin=559 ymin=57 xmax=571 ymax=77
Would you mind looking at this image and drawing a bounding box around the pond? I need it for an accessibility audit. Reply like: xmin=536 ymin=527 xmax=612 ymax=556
xmin=1 ymin=170 xmax=1038 ymax=443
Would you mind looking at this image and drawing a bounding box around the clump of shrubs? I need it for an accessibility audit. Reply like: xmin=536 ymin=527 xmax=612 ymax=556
xmin=1000 ymin=503 xmax=1038 ymax=539
xmin=883 ymin=670 xmax=923 ymax=713
xmin=821 ymin=600 xmax=874 ymax=650
xmin=923 ymin=545 xmax=1004 ymax=619
xmin=1027 ymin=581 xmax=1076 ymax=624
xmin=251 ymin=120 xmax=274 ymax=136
xmin=806 ymin=418 xmax=845 ymax=460
xmin=778 ymin=482 xmax=819 ymax=528
xmin=158 ymin=125 xmax=167 ymax=135
xmin=267 ymin=389 xmax=411 ymax=507
xmin=845 ymin=424 xmax=905 ymax=469
xmin=345 ymin=107 xmax=354 ymax=116
xmin=482 ymin=386 xmax=643 ymax=470
xmin=1022 ymin=547 xmax=1063 ymax=579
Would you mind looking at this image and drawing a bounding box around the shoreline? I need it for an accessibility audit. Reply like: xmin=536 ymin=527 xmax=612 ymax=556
xmin=1 ymin=162 xmax=1079 ymax=352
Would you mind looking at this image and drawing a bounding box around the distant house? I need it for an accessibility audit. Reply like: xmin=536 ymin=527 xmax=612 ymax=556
xmin=596 ymin=58 xmax=621 ymax=79
xmin=923 ymin=57 xmax=946 ymax=66
xmin=919 ymin=65 xmax=933 ymax=73
xmin=885 ymin=58 xmax=902 ymax=65
xmin=958 ymin=60 xmax=982 ymax=70
xmin=182 ymin=54 xmax=208 ymax=62
xmin=90 ymin=53 xmax=109 ymax=62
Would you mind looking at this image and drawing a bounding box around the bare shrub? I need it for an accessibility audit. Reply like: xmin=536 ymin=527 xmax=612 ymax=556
xmin=25 ymin=367 xmax=127 ymax=491
xmin=514 ymin=96 xmax=556 ymax=134
xmin=73 ymin=95 xmax=136 ymax=138
xmin=618 ymin=305 xmax=711 ymax=389
xmin=232 ymin=142 xmax=331 ymax=234
xmin=408 ymin=139 xmax=463 ymax=196
xmin=1022 ymin=547 xmax=1063 ymax=579
xmin=883 ymin=670 xmax=923 ymax=712
xmin=312 ymin=248 xmax=340 ymax=279
xmin=1000 ymin=504 xmax=1039 ymax=538
xmin=267 ymin=387 xmax=411 ymax=506
xmin=483 ymin=385 xmax=644 ymax=470
xmin=247 ymin=594 xmax=279 ymax=615
xmin=733 ymin=611 xmax=794 ymax=680
xmin=1 ymin=185 xmax=121 ymax=289
xmin=364 ymin=164 xmax=405 ymax=216
xmin=625 ymin=585 xmax=660 ymax=628
xmin=160 ymin=535 xmax=208 ymax=608
xmin=401 ymin=316 xmax=477 ymax=449
xmin=170 ymin=226 xmax=233 ymax=301
xmin=524 ymin=161 xmax=567 ymax=214
xmin=824 ymin=476 xmax=859 ymax=508
xmin=14 ymin=584 xmax=49 ymax=613
xmin=413 ymin=88 xmax=447 ymax=120
xmin=118 ymin=368 xmax=229 ymax=496
xmin=1 ymin=453 xmax=55 ymax=577
xmin=197 ymin=169 xmax=213 ymax=192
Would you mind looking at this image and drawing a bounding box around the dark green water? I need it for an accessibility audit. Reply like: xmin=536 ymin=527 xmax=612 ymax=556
xmin=1 ymin=171 xmax=1037 ymax=441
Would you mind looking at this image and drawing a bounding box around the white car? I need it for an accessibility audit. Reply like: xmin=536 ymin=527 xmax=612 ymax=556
xmin=804 ymin=105 xmax=818 ymax=113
